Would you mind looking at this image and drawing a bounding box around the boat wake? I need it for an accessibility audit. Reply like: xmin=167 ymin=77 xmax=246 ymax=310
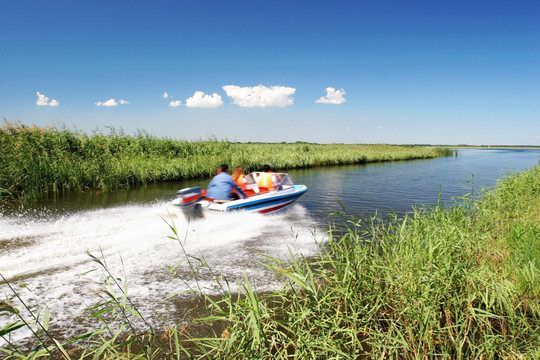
xmin=0 ymin=201 xmax=322 ymax=346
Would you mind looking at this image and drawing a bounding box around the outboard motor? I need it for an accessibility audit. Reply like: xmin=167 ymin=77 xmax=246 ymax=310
xmin=173 ymin=187 xmax=204 ymax=219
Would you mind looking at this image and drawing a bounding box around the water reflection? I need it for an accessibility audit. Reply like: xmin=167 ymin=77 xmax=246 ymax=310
xmin=288 ymin=149 xmax=540 ymax=222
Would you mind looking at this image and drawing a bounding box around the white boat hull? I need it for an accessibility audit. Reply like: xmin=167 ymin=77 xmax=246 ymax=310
xmin=199 ymin=184 xmax=307 ymax=213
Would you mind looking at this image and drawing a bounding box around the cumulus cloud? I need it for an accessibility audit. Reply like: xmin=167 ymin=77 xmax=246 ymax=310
xmin=163 ymin=92 xmax=181 ymax=106
xmin=316 ymin=87 xmax=346 ymax=104
xmin=36 ymin=92 xmax=59 ymax=106
xmin=185 ymin=91 xmax=223 ymax=108
xmin=222 ymin=85 xmax=296 ymax=108
xmin=94 ymin=99 xmax=129 ymax=107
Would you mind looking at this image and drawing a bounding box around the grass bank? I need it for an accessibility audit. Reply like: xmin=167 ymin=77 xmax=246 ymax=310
xmin=0 ymin=120 xmax=451 ymax=205
xmin=1 ymin=162 xmax=538 ymax=358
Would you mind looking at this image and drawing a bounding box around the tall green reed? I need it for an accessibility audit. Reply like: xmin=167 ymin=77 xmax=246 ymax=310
xmin=1 ymin=120 xmax=450 ymax=205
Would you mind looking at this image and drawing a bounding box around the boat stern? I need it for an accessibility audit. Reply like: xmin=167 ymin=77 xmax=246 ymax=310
xmin=172 ymin=186 xmax=205 ymax=219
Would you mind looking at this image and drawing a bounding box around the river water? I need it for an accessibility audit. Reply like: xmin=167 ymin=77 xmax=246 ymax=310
xmin=1 ymin=148 xmax=539 ymax=346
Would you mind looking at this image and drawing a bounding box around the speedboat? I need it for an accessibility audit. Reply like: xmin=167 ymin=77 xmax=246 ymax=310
xmin=172 ymin=172 xmax=307 ymax=218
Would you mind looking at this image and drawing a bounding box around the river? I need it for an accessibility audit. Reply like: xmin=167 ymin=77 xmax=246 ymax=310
xmin=1 ymin=148 xmax=539 ymax=347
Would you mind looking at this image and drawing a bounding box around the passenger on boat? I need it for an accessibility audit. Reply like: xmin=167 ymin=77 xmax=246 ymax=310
xmin=258 ymin=164 xmax=279 ymax=192
xmin=232 ymin=166 xmax=247 ymax=191
xmin=207 ymin=164 xmax=247 ymax=201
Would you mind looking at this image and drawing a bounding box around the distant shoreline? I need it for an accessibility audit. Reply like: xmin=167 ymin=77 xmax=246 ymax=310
xmin=436 ymin=145 xmax=540 ymax=149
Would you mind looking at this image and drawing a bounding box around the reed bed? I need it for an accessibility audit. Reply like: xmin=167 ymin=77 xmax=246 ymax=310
xmin=0 ymin=120 xmax=451 ymax=205
xmin=1 ymin=165 xmax=538 ymax=358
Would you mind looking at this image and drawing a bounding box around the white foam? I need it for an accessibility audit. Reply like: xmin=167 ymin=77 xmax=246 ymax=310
xmin=0 ymin=202 xmax=323 ymax=346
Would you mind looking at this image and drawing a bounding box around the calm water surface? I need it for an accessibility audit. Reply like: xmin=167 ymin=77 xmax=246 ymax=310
xmin=1 ymin=148 xmax=539 ymax=345
xmin=293 ymin=148 xmax=540 ymax=221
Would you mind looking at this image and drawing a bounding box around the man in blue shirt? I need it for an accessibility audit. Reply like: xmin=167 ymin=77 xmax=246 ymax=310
xmin=207 ymin=164 xmax=247 ymax=201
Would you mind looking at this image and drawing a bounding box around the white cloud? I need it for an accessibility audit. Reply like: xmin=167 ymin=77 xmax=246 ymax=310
xmin=164 ymin=92 xmax=181 ymax=106
xmin=185 ymin=91 xmax=223 ymax=108
xmin=95 ymin=99 xmax=118 ymax=107
xmin=94 ymin=99 xmax=129 ymax=107
xmin=316 ymin=87 xmax=346 ymax=104
xmin=222 ymin=85 xmax=295 ymax=108
xmin=36 ymin=92 xmax=59 ymax=106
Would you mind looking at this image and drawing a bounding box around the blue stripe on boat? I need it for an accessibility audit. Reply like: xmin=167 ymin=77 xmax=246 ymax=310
xmin=226 ymin=185 xmax=307 ymax=211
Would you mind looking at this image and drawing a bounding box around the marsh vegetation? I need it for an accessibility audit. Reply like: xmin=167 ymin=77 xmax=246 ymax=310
xmin=0 ymin=120 xmax=451 ymax=205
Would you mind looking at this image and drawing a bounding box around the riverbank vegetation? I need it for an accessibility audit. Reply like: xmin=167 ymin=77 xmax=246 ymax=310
xmin=1 ymin=157 xmax=538 ymax=358
xmin=176 ymin=166 xmax=539 ymax=359
xmin=0 ymin=120 xmax=451 ymax=205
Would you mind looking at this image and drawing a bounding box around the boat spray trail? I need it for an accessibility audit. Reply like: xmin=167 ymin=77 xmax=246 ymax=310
xmin=0 ymin=201 xmax=321 ymax=345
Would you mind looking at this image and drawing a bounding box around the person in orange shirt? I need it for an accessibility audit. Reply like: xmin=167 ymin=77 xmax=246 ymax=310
xmin=232 ymin=166 xmax=247 ymax=191
xmin=207 ymin=164 xmax=246 ymax=201
xmin=258 ymin=164 xmax=278 ymax=191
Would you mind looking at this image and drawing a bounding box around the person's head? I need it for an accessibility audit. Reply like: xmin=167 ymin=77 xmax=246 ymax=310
xmin=262 ymin=164 xmax=271 ymax=172
xmin=219 ymin=164 xmax=229 ymax=174
xmin=232 ymin=166 xmax=243 ymax=178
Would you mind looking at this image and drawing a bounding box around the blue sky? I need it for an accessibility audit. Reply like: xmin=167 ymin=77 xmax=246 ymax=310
xmin=1 ymin=1 xmax=539 ymax=145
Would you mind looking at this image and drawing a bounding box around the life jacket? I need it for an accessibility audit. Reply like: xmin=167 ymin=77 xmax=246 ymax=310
xmin=258 ymin=172 xmax=275 ymax=190
xmin=233 ymin=174 xmax=246 ymax=190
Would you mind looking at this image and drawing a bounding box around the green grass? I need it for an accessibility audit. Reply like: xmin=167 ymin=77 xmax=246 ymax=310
xmin=0 ymin=120 xmax=451 ymax=205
